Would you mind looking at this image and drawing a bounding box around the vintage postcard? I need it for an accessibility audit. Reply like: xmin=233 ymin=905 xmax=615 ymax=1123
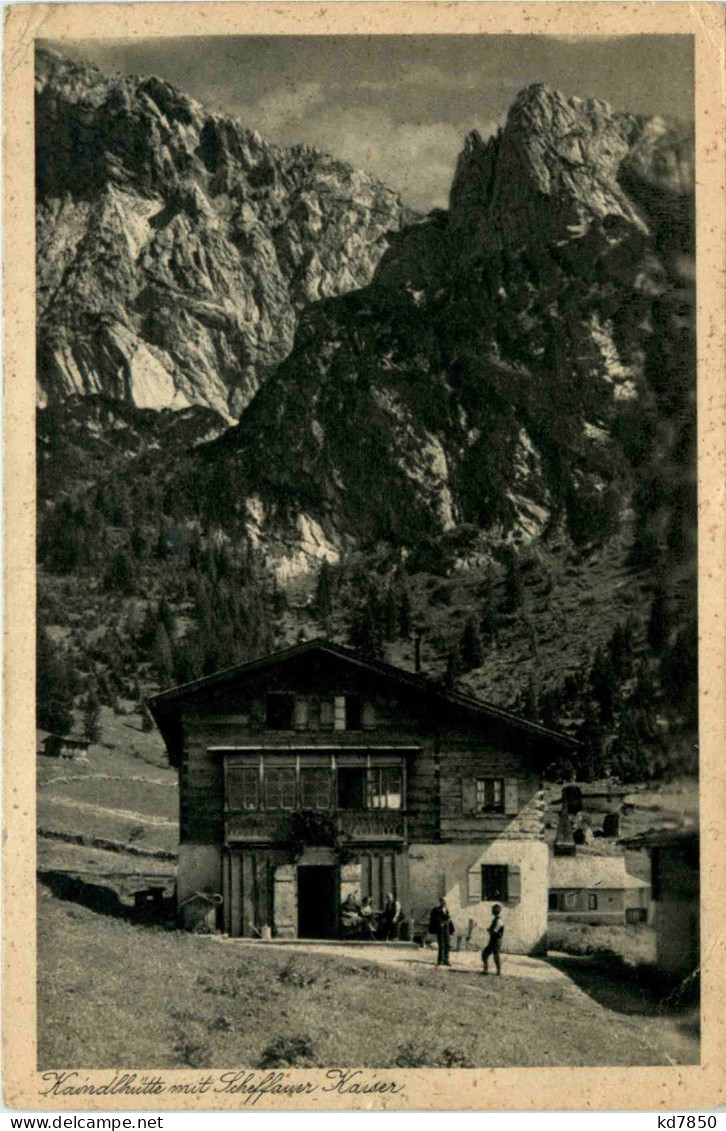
xmin=3 ymin=1 xmax=725 ymax=1112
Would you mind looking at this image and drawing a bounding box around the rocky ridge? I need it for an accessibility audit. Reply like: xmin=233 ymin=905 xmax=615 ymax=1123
xmin=190 ymin=84 xmax=694 ymax=578
xmin=36 ymin=48 xmax=414 ymax=419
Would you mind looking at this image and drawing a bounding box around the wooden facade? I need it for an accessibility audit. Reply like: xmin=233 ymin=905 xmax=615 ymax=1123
xmin=149 ymin=639 xmax=577 ymax=953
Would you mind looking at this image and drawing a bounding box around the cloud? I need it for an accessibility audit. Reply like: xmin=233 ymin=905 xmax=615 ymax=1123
xmin=206 ymin=80 xmax=327 ymax=135
xmin=297 ymin=106 xmax=500 ymax=211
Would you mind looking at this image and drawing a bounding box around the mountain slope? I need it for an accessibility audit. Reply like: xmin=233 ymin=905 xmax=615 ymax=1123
xmin=35 ymin=48 xmax=413 ymax=419
xmin=190 ymin=85 xmax=694 ymax=574
xmin=36 ymin=80 xmax=697 ymax=780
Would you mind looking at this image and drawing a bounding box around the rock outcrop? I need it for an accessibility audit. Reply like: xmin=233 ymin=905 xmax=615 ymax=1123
xmin=35 ymin=48 xmax=413 ymax=419
xmin=192 ymin=85 xmax=694 ymax=575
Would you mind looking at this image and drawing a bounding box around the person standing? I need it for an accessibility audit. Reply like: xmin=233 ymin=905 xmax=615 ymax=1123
xmin=481 ymin=903 xmax=504 ymax=975
xmin=382 ymin=892 xmax=402 ymax=940
xmin=428 ymin=896 xmax=455 ymax=967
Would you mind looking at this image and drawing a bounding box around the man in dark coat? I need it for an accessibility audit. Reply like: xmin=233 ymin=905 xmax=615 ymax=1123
xmin=481 ymin=903 xmax=504 ymax=975
xmin=428 ymin=896 xmax=455 ymax=967
xmin=382 ymin=892 xmax=402 ymax=940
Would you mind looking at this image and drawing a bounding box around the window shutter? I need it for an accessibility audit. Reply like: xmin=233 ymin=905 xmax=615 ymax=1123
xmin=334 ymin=696 xmax=347 ymax=731
xmin=462 ymin=779 xmax=477 ymax=814
xmin=504 ymin=778 xmax=519 ymax=815
xmin=468 ymin=865 xmax=481 ymax=901
xmin=320 ymin=699 xmax=334 ymax=730
xmin=507 ymin=864 xmax=522 ymax=903
xmin=362 ymin=701 xmax=377 ymax=730
xmin=293 ymin=697 xmax=308 ymax=730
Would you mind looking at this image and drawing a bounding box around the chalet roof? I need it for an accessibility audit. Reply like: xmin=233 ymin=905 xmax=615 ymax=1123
xmin=148 ymin=637 xmax=578 ymax=766
xmin=550 ymin=854 xmax=649 ymax=890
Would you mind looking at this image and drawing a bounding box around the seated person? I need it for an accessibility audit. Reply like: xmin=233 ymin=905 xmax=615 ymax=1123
xmin=341 ymin=892 xmax=362 ymax=934
xmin=359 ymin=896 xmax=377 ymax=939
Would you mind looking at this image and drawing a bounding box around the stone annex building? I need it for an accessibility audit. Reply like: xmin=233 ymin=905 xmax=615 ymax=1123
xmin=149 ymin=639 xmax=577 ymax=953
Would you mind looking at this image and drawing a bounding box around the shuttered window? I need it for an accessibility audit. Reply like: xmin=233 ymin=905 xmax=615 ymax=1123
xmin=470 ymin=863 xmax=522 ymax=903
xmin=320 ymin=698 xmax=334 ymax=730
xmin=265 ymin=767 xmax=296 ymax=810
xmin=588 ymin=893 xmax=598 ymax=910
xmin=481 ymin=865 xmax=508 ymax=901
xmin=300 ymin=767 xmax=332 ymax=810
xmin=293 ymin=696 xmax=308 ymax=730
xmin=362 ymin=701 xmax=377 ymax=729
xmin=475 ymin=778 xmax=504 ymax=812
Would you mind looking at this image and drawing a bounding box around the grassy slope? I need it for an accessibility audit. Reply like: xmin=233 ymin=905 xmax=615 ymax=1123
xmin=38 ymin=892 xmax=673 ymax=1070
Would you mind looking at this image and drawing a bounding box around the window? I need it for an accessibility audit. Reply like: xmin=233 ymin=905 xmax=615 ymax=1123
xmin=266 ymin=694 xmax=294 ymax=730
xmin=300 ymin=767 xmax=332 ymax=810
xmin=588 ymin=893 xmax=598 ymax=910
xmin=481 ymin=864 xmax=508 ymax=901
xmin=227 ymin=766 xmax=260 ymax=810
xmin=368 ymin=766 xmax=403 ymax=810
xmin=475 ymin=778 xmax=504 ymax=813
xmin=265 ymin=767 xmax=296 ymax=809
xmin=548 ymin=892 xmax=559 ymax=911
xmin=338 ymin=766 xmax=367 ymax=810
xmin=346 ymin=695 xmax=363 ymax=731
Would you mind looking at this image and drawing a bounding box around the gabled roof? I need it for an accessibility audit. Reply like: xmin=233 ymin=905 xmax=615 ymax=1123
xmin=148 ymin=637 xmax=578 ymax=765
xmin=550 ymin=854 xmax=649 ymax=890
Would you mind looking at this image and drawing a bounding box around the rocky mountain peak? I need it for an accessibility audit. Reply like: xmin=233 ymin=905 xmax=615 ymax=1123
xmin=449 ymin=82 xmax=652 ymax=255
xmin=35 ymin=47 xmax=414 ymax=419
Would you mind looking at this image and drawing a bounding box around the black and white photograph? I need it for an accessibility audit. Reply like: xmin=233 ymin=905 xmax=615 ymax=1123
xmin=16 ymin=7 xmax=716 ymax=1098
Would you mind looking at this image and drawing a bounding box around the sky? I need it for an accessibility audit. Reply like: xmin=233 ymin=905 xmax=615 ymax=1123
xmin=43 ymin=35 xmax=694 ymax=212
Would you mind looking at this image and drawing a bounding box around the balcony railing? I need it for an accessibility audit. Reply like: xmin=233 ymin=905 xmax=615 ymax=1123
xmin=225 ymin=808 xmax=405 ymax=844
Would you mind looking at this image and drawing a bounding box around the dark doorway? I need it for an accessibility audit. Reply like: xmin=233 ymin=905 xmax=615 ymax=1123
xmin=297 ymin=865 xmax=339 ymax=939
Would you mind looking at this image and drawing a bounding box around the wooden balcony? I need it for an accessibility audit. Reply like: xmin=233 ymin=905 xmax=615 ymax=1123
xmin=225 ymin=808 xmax=405 ymax=845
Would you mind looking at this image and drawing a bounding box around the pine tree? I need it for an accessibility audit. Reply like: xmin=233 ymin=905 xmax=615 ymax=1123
xmin=36 ymin=624 xmax=75 ymax=735
xmin=105 ymin=550 xmax=135 ymax=596
xmin=130 ymin=524 xmax=146 ymax=559
xmin=349 ymin=595 xmax=384 ymax=660
xmin=479 ymin=570 xmax=499 ymax=644
xmin=154 ymin=526 xmax=170 ymax=561
xmin=502 ymin=546 xmax=524 ymax=613
xmin=153 ymin=624 xmax=174 ymax=685
xmin=521 ymin=674 xmax=539 ymax=722
xmin=382 ymin=586 xmax=399 ymax=642
xmin=444 ymin=647 xmax=462 ymax=690
xmin=83 ymin=688 xmax=102 ymax=744
xmin=590 ymin=648 xmax=618 ymax=726
xmin=610 ymin=709 xmax=649 ymax=783
xmin=459 ymin=616 xmax=483 ymax=672
xmin=647 ymin=586 xmax=669 ymax=654
xmin=314 ymin=560 xmax=334 ymax=620
xmin=398 ymin=585 xmax=412 ymax=640
xmin=157 ymin=596 xmax=175 ymax=635
xmin=579 ymin=704 xmax=607 ymax=782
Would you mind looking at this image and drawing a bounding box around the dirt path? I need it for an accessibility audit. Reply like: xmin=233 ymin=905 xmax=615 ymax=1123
xmin=223 ymin=938 xmax=572 ymax=983
xmin=42 ymin=795 xmax=177 ymax=828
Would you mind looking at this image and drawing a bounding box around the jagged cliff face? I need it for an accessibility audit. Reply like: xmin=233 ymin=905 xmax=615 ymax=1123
xmin=35 ymin=49 xmax=413 ymax=419
xmin=196 ymin=85 xmax=694 ymax=576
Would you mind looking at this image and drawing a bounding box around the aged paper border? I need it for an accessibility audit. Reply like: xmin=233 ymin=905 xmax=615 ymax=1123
xmin=3 ymin=1 xmax=725 ymax=1111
